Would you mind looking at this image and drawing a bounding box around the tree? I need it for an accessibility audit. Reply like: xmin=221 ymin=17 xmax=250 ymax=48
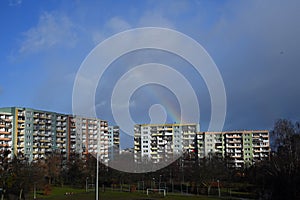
xmin=0 ymin=150 xmax=11 ymax=199
xmin=44 ymin=153 xmax=63 ymax=185
xmin=3 ymin=155 xmax=46 ymax=199
xmin=64 ymin=153 xmax=86 ymax=187
xmin=256 ymin=119 xmax=300 ymax=199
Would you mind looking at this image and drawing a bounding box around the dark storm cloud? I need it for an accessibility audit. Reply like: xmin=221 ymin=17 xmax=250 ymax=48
xmin=7 ymin=0 xmax=299 ymax=149
xmin=211 ymin=1 xmax=300 ymax=130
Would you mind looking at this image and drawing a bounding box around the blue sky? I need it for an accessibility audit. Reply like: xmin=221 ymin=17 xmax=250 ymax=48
xmin=1 ymin=0 xmax=299 ymax=148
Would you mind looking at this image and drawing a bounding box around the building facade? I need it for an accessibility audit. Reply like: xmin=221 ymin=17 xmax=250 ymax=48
xmin=133 ymin=123 xmax=270 ymax=168
xmin=200 ymin=130 xmax=270 ymax=168
xmin=68 ymin=116 xmax=109 ymax=163
xmin=0 ymin=107 xmax=116 ymax=164
xmin=0 ymin=112 xmax=13 ymax=162
xmin=134 ymin=123 xmax=200 ymax=164
xmin=108 ymin=126 xmax=120 ymax=160
xmin=0 ymin=107 xmax=69 ymax=161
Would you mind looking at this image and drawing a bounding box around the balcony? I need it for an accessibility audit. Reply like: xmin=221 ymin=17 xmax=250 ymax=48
xmin=40 ymin=139 xmax=50 ymax=143
xmin=226 ymin=135 xmax=242 ymax=138
xmin=0 ymin=130 xmax=10 ymax=135
xmin=56 ymin=116 xmax=66 ymax=121
xmin=18 ymin=119 xmax=25 ymax=123
xmin=56 ymin=129 xmax=65 ymax=133
xmin=0 ymin=137 xmax=11 ymax=141
xmin=37 ymin=133 xmax=45 ymax=137
xmin=57 ymin=134 xmax=65 ymax=138
xmin=158 ymin=141 xmax=165 ymax=145
xmin=18 ymin=125 xmax=25 ymax=129
xmin=0 ymin=143 xmax=9 ymax=147
xmin=39 ymin=115 xmax=46 ymax=119
xmin=228 ymin=139 xmax=241 ymax=143
xmin=70 ymin=135 xmax=76 ymax=139
xmin=232 ymin=154 xmax=242 ymax=158
xmin=134 ymin=146 xmax=140 ymax=150
xmin=227 ymin=144 xmax=242 ymax=148
xmin=40 ymin=145 xmax=50 ymax=149
xmin=3 ymin=117 xmax=12 ymax=122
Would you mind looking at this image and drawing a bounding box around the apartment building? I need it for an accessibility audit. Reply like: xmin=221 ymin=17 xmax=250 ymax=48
xmin=202 ymin=132 xmax=224 ymax=158
xmin=0 ymin=107 xmax=69 ymax=161
xmin=201 ymin=130 xmax=270 ymax=168
xmin=133 ymin=124 xmax=270 ymax=168
xmin=108 ymin=126 xmax=120 ymax=160
xmin=134 ymin=123 xmax=200 ymax=164
xmin=0 ymin=112 xmax=13 ymax=161
xmin=68 ymin=115 xmax=109 ymax=163
xmin=0 ymin=107 xmax=115 ymax=164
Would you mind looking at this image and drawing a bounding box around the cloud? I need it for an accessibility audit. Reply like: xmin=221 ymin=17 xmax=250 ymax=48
xmin=91 ymin=16 xmax=131 ymax=45
xmin=206 ymin=0 xmax=300 ymax=130
xmin=19 ymin=12 xmax=77 ymax=54
xmin=138 ymin=10 xmax=175 ymax=28
xmin=96 ymin=101 xmax=107 ymax=108
xmin=10 ymin=0 xmax=299 ymax=135
xmin=106 ymin=17 xmax=131 ymax=33
xmin=91 ymin=31 xmax=106 ymax=45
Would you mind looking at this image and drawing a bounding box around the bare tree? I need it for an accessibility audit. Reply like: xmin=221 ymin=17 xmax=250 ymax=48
xmin=263 ymin=119 xmax=300 ymax=199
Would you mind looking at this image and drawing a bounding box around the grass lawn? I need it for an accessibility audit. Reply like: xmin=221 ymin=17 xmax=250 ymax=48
xmin=33 ymin=186 xmax=222 ymax=200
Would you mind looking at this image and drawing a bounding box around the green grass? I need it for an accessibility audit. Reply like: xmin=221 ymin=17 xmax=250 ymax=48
xmin=33 ymin=186 xmax=223 ymax=200
xmin=35 ymin=186 xmax=87 ymax=199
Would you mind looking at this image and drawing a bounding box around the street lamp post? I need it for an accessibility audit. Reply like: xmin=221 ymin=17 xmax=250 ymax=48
xmin=33 ymin=183 xmax=36 ymax=200
xmin=159 ymin=175 xmax=162 ymax=194
xmin=217 ymin=180 xmax=221 ymax=197
xmin=96 ymin=129 xmax=100 ymax=200
xmin=86 ymin=177 xmax=89 ymax=192
xmin=152 ymin=178 xmax=155 ymax=189
xmin=159 ymin=175 xmax=162 ymax=189
xmin=96 ymin=153 xmax=99 ymax=200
